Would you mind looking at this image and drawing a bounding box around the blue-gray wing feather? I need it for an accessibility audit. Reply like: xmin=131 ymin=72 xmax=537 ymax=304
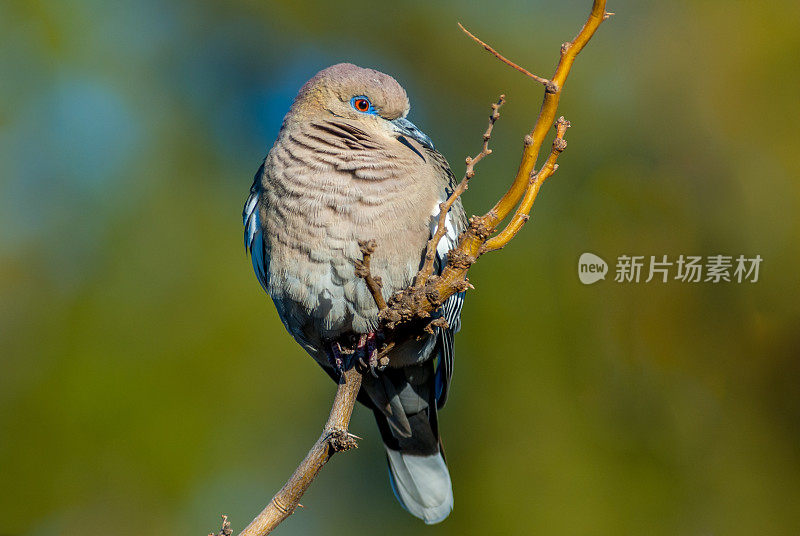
xmin=244 ymin=162 xmax=268 ymax=293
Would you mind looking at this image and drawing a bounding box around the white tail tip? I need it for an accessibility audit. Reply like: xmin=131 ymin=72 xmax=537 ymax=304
xmin=385 ymin=447 xmax=453 ymax=524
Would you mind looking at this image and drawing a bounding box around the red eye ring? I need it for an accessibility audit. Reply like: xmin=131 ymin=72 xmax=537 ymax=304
xmin=354 ymin=98 xmax=370 ymax=112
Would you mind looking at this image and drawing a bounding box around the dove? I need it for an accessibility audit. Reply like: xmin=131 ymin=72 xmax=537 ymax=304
xmin=244 ymin=63 xmax=466 ymax=524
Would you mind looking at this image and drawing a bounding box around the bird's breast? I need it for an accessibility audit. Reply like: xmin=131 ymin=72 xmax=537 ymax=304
xmin=262 ymin=130 xmax=439 ymax=341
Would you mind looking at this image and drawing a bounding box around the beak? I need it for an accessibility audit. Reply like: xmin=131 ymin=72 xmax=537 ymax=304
xmin=391 ymin=117 xmax=435 ymax=151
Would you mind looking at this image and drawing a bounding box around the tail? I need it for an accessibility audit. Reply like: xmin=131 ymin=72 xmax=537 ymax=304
xmin=366 ymin=361 xmax=453 ymax=524
xmin=385 ymin=439 xmax=453 ymax=524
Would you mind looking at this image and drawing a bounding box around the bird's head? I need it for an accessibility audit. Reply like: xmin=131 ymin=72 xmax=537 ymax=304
xmin=286 ymin=63 xmax=434 ymax=150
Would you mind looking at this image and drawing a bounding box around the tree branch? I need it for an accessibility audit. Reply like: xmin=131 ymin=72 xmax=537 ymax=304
xmin=482 ymin=116 xmax=571 ymax=253
xmin=485 ymin=0 xmax=609 ymax=227
xmin=217 ymin=2 xmax=609 ymax=534
xmin=371 ymin=0 xmax=609 ymax=334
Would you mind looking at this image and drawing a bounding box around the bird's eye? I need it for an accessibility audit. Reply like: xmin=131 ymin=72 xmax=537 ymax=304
xmin=351 ymin=96 xmax=373 ymax=113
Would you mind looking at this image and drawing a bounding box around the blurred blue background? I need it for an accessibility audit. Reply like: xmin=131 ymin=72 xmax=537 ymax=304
xmin=2 ymin=1 xmax=799 ymax=534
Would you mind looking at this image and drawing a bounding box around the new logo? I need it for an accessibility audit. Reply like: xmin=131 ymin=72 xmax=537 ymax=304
xmin=578 ymin=252 xmax=608 ymax=285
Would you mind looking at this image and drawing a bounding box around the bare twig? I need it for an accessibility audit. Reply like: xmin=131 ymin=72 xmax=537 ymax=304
xmin=237 ymin=368 xmax=363 ymax=536
xmin=355 ymin=240 xmax=386 ymax=310
xmin=458 ymin=23 xmax=553 ymax=90
xmin=415 ymin=95 xmax=505 ymax=285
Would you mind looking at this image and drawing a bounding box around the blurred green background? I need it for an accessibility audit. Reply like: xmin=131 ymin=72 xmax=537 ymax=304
xmin=2 ymin=1 xmax=799 ymax=535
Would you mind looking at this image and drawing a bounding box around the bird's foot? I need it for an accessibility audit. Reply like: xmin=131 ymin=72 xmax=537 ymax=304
xmin=327 ymin=332 xmax=387 ymax=378
xmin=356 ymin=332 xmax=388 ymax=377
xmin=327 ymin=341 xmax=349 ymax=376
